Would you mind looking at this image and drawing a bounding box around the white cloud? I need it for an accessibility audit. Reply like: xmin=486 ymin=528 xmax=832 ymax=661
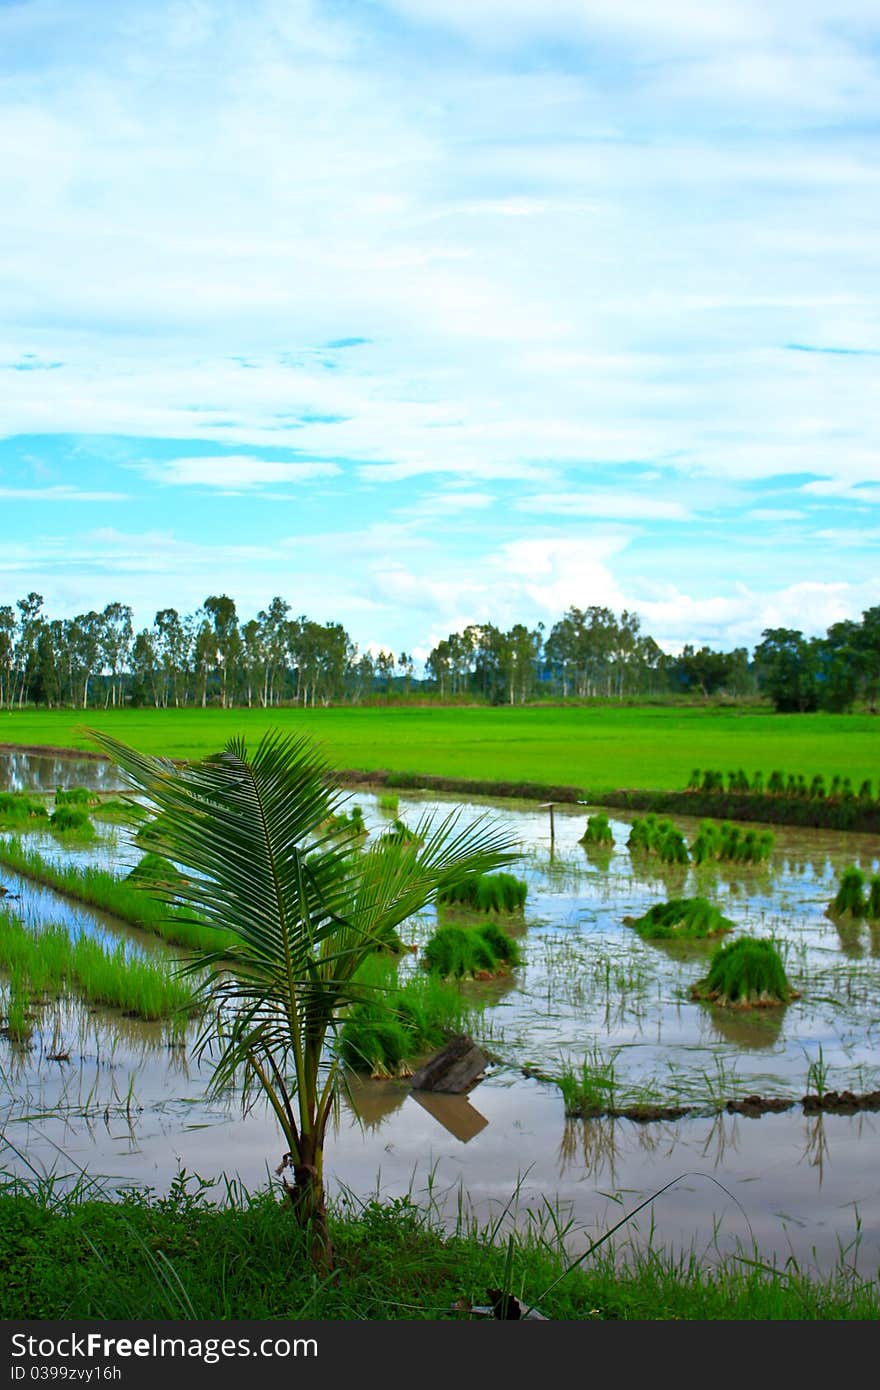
xmin=137 ymin=457 xmax=340 ymax=488
xmin=517 ymin=492 xmax=693 ymax=522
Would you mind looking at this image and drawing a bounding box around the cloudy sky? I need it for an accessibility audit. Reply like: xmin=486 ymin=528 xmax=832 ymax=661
xmin=1 ymin=0 xmax=878 ymax=665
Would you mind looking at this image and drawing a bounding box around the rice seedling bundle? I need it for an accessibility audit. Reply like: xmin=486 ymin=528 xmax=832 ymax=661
xmin=48 ymin=805 xmax=95 ymax=837
xmin=436 ymin=871 xmax=527 ymax=915
xmin=0 ymin=792 xmax=49 ymax=827
xmin=338 ymin=960 xmax=469 ymax=1075
xmin=625 ymin=897 xmax=733 ymax=941
xmin=829 ymin=865 xmax=868 ymax=917
xmin=690 ymin=937 xmax=798 ymax=1008
xmin=423 ymin=922 xmax=521 ymax=979
xmin=579 ymin=814 xmax=614 ymax=847
xmin=867 ymin=876 xmax=880 ymax=921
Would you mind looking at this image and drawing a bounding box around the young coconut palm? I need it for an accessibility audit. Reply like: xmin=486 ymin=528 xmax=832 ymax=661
xmin=86 ymin=728 xmax=517 ymax=1269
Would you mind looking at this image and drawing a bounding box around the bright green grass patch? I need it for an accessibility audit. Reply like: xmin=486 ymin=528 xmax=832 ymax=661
xmin=2 ymin=1177 xmax=878 ymax=1320
xmin=2 ymin=706 xmax=878 ymax=798
xmin=690 ymin=937 xmax=799 ymax=1008
xmin=0 ymin=912 xmax=201 ymax=1022
xmin=0 ymin=839 xmax=236 ymax=955
xmin=624 ymin=897 xmax=734 ymax=941
xmin=436 ymin=871 xmax=527 ymax=915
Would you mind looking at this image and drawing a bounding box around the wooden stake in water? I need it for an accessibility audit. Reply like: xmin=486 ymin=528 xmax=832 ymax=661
xmin=539 ymin=802 xmax=557 ymax=846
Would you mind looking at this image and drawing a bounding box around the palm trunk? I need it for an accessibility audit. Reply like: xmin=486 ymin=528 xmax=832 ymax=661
xmin=280 ymin=1135 xmax=334 ymax=1272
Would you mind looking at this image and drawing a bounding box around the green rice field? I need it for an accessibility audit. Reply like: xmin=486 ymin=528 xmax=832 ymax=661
xmin=0 ymin=705 xmax=877 ymax=797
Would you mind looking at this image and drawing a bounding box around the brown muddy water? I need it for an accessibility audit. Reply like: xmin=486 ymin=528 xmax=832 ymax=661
xmin=2 ymin=753 xmax=880 ymax=1276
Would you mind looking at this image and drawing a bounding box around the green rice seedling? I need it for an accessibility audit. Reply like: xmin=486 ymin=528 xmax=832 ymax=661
xmin=3 ymin=971 xmax=34 ymax=1044
xmin=657 ymin=827 xmax=689 ymax=864
xmin=338 ymin=957 xmax=471 ymax=1075
xmin=422 ymin=921 xmax=521 ymax=979
xmin=324 ymin=804 xmax=367 ymax=837
xmin=126 ymin=852 xmax=185 ymax=890
xmin=48 ymin=805 xmax=96 ymax=837
xmin=0 ymin=839 xmax=236 ymax=955
xmin=91 ymin=797 xmax=149 ymax=825
xmin=377 ymin=792 xmax=399 ymax=815
xmin=751 ymin=771 xmax=763 ymax=794
xmin=54 ymin=786 xmax=96 ymax=807
xmin=829 ymin=775 xmax=842 ymax=801
xmin=829 ymin=866 xmax=868 ymax=918
xmin=841 ymin=777 xmax=855 ymax=801
xmin=809 ymin=775 xmax=826 ymax=800
xmin=689 ymin=820 xmax=723 ymax=864
xmin=624 ymin=897 xmax=733 ymax=941
xmin=690 ymin=937 xmax=798 ymax=1008
xmin=579 ymin=814 xmax=614 ymax=847
xmin=700 ymin=770 xmax=724 ymax=793
xmin=557 ymin=1047 xmax=619 ymax=1119
xmin=0 ymin=792 xmax=50 ymax=828
xmin=686 ymin=769 xmax=701 ymax=790
xmin=379 ymin=817 xmax=424 ymax=846
xmin=858 ymin=779 xmax=874 ymax=802
xmin=437 ymin=871 xmax=527 ymax=915
xmin=767 ymin=770 xmax=785 ymax=796
xmin=866 ymin=876 xmax=880 ymax=920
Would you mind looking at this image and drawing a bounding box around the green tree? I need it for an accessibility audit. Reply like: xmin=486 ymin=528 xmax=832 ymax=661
xmin=89 ymin=729 xmax=517 ymax=1268
xmin=754 ymin=628 xmax=820 ymax=712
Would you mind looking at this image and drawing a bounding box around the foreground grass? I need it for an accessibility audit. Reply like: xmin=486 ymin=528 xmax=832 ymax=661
xmin=0 ymin=1179 xmax=877 ymax=1321
xmin=1 ymin=706 xmax=878 ymax=799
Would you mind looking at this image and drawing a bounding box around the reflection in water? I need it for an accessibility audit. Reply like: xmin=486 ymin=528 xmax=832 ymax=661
xmin=409 ymin=1089 xmax=489 ymax=1143
xmin=0 ymin=751 xmax=124 ymax=794
xmin=705 ymin=1003 xmax=787 ymax=1051
xmin=801 ymin=1114 xmax=831 ymax=1182
xmin=339 ymin=1072 xmax=409 ymax=1131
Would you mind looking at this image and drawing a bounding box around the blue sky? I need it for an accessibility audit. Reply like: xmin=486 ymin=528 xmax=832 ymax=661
xmin=1 ymin=0 xmax=878 ymax=666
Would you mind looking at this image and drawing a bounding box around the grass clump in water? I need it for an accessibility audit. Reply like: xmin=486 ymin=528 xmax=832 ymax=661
xmin=690 ymin=937 xmax=798 ymax=1009
xmin=0 ymin=792 xmax=49 ymax=830
xmin=0 ymin=839 xmax=236 ymax=955
xmin=54 ymin=786 xmax=97 ymax=808
xmin=0 ymin=912 xmax=201 ymax=1022
xmin=338 ymin=957 xmax=472 ymax=1076
xmin=690 ymin=820 xmax=773 ymax=865
xmin=557 ymin=1047 xmax=619 ymax=1118
xmin=323 ymin=804 xmax=367 ymax=837
xmin=48 ymin=805 xmax=96 ymax=838
xmin=828 ymin=866 xmax=868 ymax=918
xmin=377 ymin=792 xmax=399 ymax=815
xmin=627 ymin=815 xmax=689 ymax=865
xmin=437 ymin=871 xmax=527 ymax=916
xmin=422 ymin=922 xmax=521 ymax=980
xmin=579 ymin=814 xmax=614 ymax=847
xmin=624 ymin=897 xmax=733 ymax=941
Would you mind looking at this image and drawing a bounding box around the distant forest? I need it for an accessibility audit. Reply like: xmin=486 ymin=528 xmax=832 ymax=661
xmin=1 ymin=592 xmax=879 ymax=713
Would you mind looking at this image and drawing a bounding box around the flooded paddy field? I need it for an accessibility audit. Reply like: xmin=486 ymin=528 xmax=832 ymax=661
xmin=2 ymin=752 xmax=880 ymax=1276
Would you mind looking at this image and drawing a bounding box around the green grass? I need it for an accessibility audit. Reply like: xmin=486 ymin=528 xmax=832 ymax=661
xmin=2 ymin=1175 xmax=877 ymax=1320
xmin=1 ymin=706 xmax=878 ymax=798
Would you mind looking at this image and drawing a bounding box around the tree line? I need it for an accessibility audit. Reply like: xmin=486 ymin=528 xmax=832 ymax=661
xmin=0 ymin=592 xmax=878 ymax=711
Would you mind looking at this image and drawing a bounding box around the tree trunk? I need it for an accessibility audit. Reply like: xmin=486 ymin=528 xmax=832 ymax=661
xmin=279 ymin=1138 xmax=334 ymax=1273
